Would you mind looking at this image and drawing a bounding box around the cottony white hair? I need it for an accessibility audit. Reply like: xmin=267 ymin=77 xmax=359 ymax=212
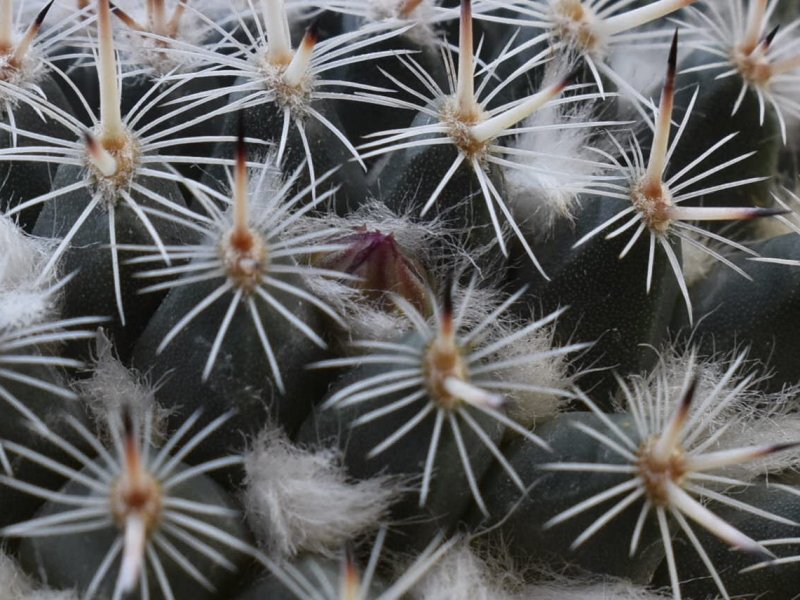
xmin=607 ymin=33 xmax=685 ymax=106
xmin=523 ymin=577 xmax=670 ymax=600
xmin=0 ymin=215 xmax=56 ymax=291
xmin=0 ymin=217 xmax=97 ymax=432
xmin=505 ymin=100 xmax=620 ymax=235
xmin=0 ymin=550 xmax=78 ymax=600
xmin=243 ymin=427 xmax=401 ymax=558
xmin=409 ymin=541 xmax=517 ymax=600
xmin=74 ymin=329 xmax=171 ymax=446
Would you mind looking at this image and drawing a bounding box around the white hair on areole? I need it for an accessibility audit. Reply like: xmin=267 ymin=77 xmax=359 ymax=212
xmin=0 ymin=550 xmax=78 ymax=600
xmin=74 ymin=329 xmax=171 ymax=446
xmin=242 ymin=427 xmax=402 ymax=558
xmin=505 ymin=100 xmax=613 ymax=235
xmin=0 ymin=215 xmax=56 ymax=290
xmin=410 ymin=541 xmax=518 ymax=600
xmin=489 ymin=312 xmax=574 ymax=429
xmin=523 ymin=578 xmax=671 ymax=600
xmin=0 ymin=216 xmax=60 ymax=331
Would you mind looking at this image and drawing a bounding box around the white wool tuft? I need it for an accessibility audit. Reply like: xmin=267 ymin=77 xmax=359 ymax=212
xmin=714 ymin=399 xmax=800 ymax=478
xmin=74 ymin=330 xmax=170 ymax=445
xmin=0 ymin=551 xmax=78 ymax=600
xmin=505 ymin=101 xmax=609 ymax=236
xmin=0 ymin=217 xmax=59 ymax=330
xmin=0 ymin=216 xmax=56 ymax=291
xmin=410 ymin=542 xmax=517 ymax=600
xmin=243 ymin=428 xmax=401 ymax=558
xmin=0 ymin=289 xmax=51 ymax=332
xmin=680 ymin=233 xmax=725 ymax=288
xmin=485 ymin=311 xmax=572 ymax=428
xmin=608 ymin=37 xmax=673 ymax=101
xmin=523 ymin=578 xmax=670 ymax=600
xmin=370 ymin=0 xmax=441 ymax=47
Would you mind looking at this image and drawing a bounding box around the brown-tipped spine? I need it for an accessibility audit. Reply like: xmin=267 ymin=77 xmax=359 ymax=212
xmin=440 ymin=278 xmax=455 ymax=338
xmin=10 ymin=0 xmax=53 ymax=66
xmin=282 ymin=21 xmax=318 ymax=88
xmin=677 ymin=374 xmax=698 ymax=420
xmin=122 ymin=407 xmax=143 ymax=486
xmin=643 ymin=29 xmax=678 ymax=194
xmin=231 ymin=115 xmax=252 ymax=251
xmin=110 ymin=2 xmax=145 ymax=32
xmin=762 ymin=25 xmax=780 ymax=51
xmin=763 ymin=441 xmax=800 ymax=456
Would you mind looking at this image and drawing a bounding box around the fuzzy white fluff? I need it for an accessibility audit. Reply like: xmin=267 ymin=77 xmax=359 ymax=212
xmin=482 ymin=303 xmax=572 ymax=429
xmin=0 ymin=216 xmax=54 ymax=291
xmin=74 ymin=329 xmax=170 ymax=445
xmin=505 ymin=101 xmax=611 ymax=236
xmin=410 ymin=541 xmax=520 ymax=600
xmin=608 ymin=34 xmax=678 ymax=103
xmin=680 ymin=233 xmax=723 ymax=288
xmin=523 ymin=579 xmax=670 ymax=600
xmin=0 ymin=217 xmax=58 ymax=330
xmin=242 ymin=428 xmax=401 ymax=558
xmin=0 ymin=551 xmax=78 ymax=600
xmin=409 ymin=541 xmax=668 ymax=600
xmin=0 ymin=289 xmax=51 ymax=332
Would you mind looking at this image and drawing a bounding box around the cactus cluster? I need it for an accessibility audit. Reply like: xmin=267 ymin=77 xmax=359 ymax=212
xmin=2 ymin=0 xmax=800 ymax=598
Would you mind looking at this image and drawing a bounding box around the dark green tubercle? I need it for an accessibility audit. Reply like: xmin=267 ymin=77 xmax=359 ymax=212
xmin=478 ymin=412 xmax=665 ymax=583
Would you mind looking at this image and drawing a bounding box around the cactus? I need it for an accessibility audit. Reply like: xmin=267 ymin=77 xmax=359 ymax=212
xmin=1 ymin=1 xmax=800 ymax=599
